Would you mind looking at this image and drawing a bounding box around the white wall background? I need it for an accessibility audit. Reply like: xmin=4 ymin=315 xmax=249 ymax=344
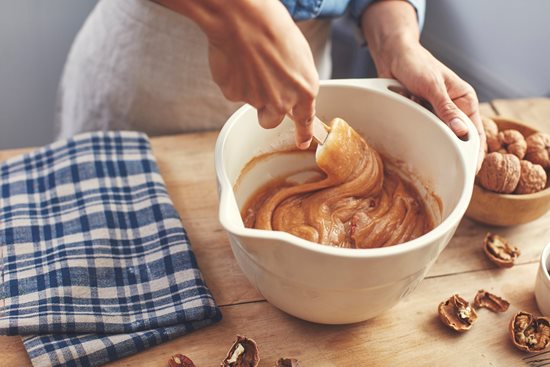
xmin=0 ymin=1 xmax=97 ymax=150
xmin=0 ymin=0 xmax=549 ymax=149
xmin=421 ymin=0 xmax=550 ymax=102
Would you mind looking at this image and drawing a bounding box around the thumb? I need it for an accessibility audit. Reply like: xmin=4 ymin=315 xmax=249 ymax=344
xmin=428 ymin=89 xmax=469 ymax=138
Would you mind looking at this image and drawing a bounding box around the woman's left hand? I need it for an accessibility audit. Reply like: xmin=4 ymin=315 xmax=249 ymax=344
xmin=362 ymin=1 xmax=486 ymax=171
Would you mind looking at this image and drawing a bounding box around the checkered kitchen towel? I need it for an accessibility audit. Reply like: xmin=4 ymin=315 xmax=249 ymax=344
xmin=0 ymin=131 xmax=221 ymax=366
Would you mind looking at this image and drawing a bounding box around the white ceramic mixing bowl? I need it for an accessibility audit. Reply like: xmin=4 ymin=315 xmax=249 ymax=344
xmin=215 ymin=79 xmax=479 ymax=324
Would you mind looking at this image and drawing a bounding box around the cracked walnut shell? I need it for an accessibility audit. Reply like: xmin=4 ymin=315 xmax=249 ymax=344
xmin=525 ymin=132 xmax=550 ymax=168
xmin=222 ymin=336 xmax=260 ymax=367
xmin=495 ymin=129 xmax=527 ymax=159
xmin=510 ymin=311 xmax=550 ymax=352
xmin=515 ymin=160 xmax=547 ymax=194
xmin=477 ymin=152 xmax=521 ymax=194
xmin=473 ymin=290 xmax=510 ymax=312
xmin=169 ymin=354 xmax=196 ymax=367
xmin=438 ymin=294 xmax=478 ymax=332
xmin=483 ymin=233 xmax=520 ymax=268
xmin=276 ymin=358 xmax=300 ymax=367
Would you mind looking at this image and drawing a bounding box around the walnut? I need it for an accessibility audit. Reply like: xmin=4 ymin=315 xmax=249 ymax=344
xmin=473 ymin=290 xmax=510 ymax=312
xmin=515 ymin=160 xmax=547 ymax=194
xmin=169 ymin=354 xmax=196 ymax=367
xmin=525 ymin=132 xmax=550 ymax=168
xmin=222 ymin=336 xmax=260 ymax=367
xmin=477 ymin=152 xmax=521 ymax=193
xmin=482 ymin=116 xmax=499 ymax=137
xmin=482 ymin=117 xmax=500 ymax=153
xmin=483 ymin=233 xmax=521 ymax=268
xmin=276 ymin=358 xmax=300 ymax=367
xmin=510 ymin=311 xmax=550 ymax=352
xmin=438 ymin=294 xmax=478 ymax=332
xmin=494 ymin=129 xmax=527 ymax=159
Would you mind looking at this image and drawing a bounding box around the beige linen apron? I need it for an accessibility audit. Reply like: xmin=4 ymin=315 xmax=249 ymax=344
xmin=56 ymin=0 xmax=332 ymax=139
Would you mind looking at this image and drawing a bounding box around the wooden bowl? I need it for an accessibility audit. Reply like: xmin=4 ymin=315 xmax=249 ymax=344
xmin=465 ymin=117 xmax=550 ymax=226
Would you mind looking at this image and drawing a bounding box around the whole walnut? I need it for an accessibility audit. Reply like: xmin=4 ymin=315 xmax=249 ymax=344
xmin=525 ymin=132 xmax=550 ymax=168
xmin=495 ymin=129 xmax=527 ymax=159
xmin=482 ymin=116 xmax=499 ymax=137
xmin=515 ymin=160 xmax=547 ymax=194
xmin=477 ymin=152 xmax=521 ymax=193
xmin=483 ymin=117 xmax=501 ymax=153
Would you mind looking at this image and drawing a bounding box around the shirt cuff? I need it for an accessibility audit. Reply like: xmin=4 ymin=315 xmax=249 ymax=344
xmin=280 ymin=0 xmax=351 ymax=21
xmin=350 ymin=0 xmax=426 ymax=30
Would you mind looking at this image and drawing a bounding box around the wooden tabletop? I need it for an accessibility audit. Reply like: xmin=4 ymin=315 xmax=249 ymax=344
xmin=2 ymin=98 xmax=550 ymax=367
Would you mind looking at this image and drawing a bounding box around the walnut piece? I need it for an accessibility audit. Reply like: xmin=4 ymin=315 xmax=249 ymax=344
xmin=483 ymin=233 xmax=521 ymax=268
xmin=525 ymin=132 xmax=550 ymax=168
xmin=438 ymin=294 xmax=478 ymax=332
xmin=276 ymin=358 xmax=300 ymax=367
xmin=473 ymin=290 xmax=510 ymax=312
xmin=515 ymin=160 xmax=547 ymax=194
xmin=477 ymin=152 xmax=521 ymax=193
xmin=510 ymin=311 xmax=550 ymax=352
xmin=169 ymin=354 xmax=196 ymax=367
xmin=222 ymin=336 xmax=260 ymax=367
xmin=495 ymin=129 xmax=527 ymax=159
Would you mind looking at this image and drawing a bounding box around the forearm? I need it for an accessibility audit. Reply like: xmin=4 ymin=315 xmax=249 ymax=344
xmin=152 ymin=0 xmax=257 ymax=37
xmin=361 ymin=1 xmax=420 ymax=76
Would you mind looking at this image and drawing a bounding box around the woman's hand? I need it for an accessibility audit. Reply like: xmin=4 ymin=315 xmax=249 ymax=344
xmin=154 ymin=0 xmax=319 ymax=149
xmin=362 ymin=1 xmax=485 ymax=170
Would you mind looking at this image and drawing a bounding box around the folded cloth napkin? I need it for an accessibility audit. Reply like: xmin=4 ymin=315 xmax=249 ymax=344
xmin=0 ymin=131 xmax=221 ymax=367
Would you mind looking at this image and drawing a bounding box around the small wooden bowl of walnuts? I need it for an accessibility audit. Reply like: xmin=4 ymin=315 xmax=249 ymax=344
xmin=465 ymin=116 xmax=550 ymax=226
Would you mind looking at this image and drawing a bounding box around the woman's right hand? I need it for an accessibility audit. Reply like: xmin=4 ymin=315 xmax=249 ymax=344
xmin=155 ymin=0 xmax=320 ymax=149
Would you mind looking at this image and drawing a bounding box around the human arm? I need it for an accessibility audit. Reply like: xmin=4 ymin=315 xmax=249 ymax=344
xmin=360 ymin=0 xmax=486 ymax=168
xmin=153 ymin=0 xmax=319 ymax=149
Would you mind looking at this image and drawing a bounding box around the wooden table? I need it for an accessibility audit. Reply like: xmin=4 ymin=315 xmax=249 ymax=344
xmin=2 ymin=98 xmax=550 ymax=367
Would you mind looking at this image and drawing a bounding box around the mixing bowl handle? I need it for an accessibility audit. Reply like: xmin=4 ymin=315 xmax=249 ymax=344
xmin=326 ymin=78 xmax=480 ymax=181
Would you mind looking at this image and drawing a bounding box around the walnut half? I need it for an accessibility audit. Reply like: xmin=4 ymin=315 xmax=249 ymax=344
xmin=510 ymin=311 xmax=550 ymax=352
xmin=168 ymin=354 xmax=196 ymax=367
xmin=483 ymin=233 xmax=521 ymax=268
xmin=438 ymin=294 xmax=478 ymax=332
xmin=222 ymin=336 xmax=260 ymax=367
xmin=276 ymin=358 xmax=300 ymax=367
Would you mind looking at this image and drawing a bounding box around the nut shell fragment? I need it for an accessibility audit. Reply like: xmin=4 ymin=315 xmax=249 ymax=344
xmin=510 ymin=311 xmax=550 ymax=352
xmin=525 ymin=132 xmax=550 ymax=168
xmin=477 ymin=152 xmax=521 ymax=194
xmin=515 ymin=160 xmax=547 ymax=194
xmin=276 ymin=358 xmax=300 ymax=367
xmin=483 ymin=233 xmax=520 ymax=268
xmin=438 ymin=294 xmax=478 ymax=332
xmin=222 ymin=336 xmax=260 ymax=367
xmin=473 ymin=290 xmax=510 ymax=312
xmin=169 ymin=354 xmax=196 ymax=367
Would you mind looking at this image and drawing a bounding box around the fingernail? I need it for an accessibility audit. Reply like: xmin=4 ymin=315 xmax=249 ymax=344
xmin=449 ymin=118 xmax=468 ymax=136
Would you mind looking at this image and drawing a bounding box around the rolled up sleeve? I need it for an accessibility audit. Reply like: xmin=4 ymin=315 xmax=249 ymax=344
xmin=350 ymin=0 xmax=426 ymax=30
xmin=280 ymin=0 xmax=425 ymax=28
xmin=280 ymin=0 xmax=351 ymax=21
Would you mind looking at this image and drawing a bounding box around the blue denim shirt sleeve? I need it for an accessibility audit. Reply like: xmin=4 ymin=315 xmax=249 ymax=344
xmin=280 ymin=0 xmax=425 ymax=29
xmin=350 ymin=0 xmax=426 ymax=29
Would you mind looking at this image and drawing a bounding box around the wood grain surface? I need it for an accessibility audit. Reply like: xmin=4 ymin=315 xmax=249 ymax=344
xmin=1 ymin=100 xmax=549 ymax=367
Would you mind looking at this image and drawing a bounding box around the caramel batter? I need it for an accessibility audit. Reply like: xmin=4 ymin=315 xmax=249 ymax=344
xmin=241 ymin=118 xmax=433 ymax=248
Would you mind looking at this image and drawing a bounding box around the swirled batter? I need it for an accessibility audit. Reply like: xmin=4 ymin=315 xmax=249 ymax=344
xmin=241 ymin=118 xmax=433 ymax=248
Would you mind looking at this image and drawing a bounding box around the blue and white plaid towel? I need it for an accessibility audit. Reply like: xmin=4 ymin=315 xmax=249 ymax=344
xmin=0 ymin=131 xmax=221 ymax=367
